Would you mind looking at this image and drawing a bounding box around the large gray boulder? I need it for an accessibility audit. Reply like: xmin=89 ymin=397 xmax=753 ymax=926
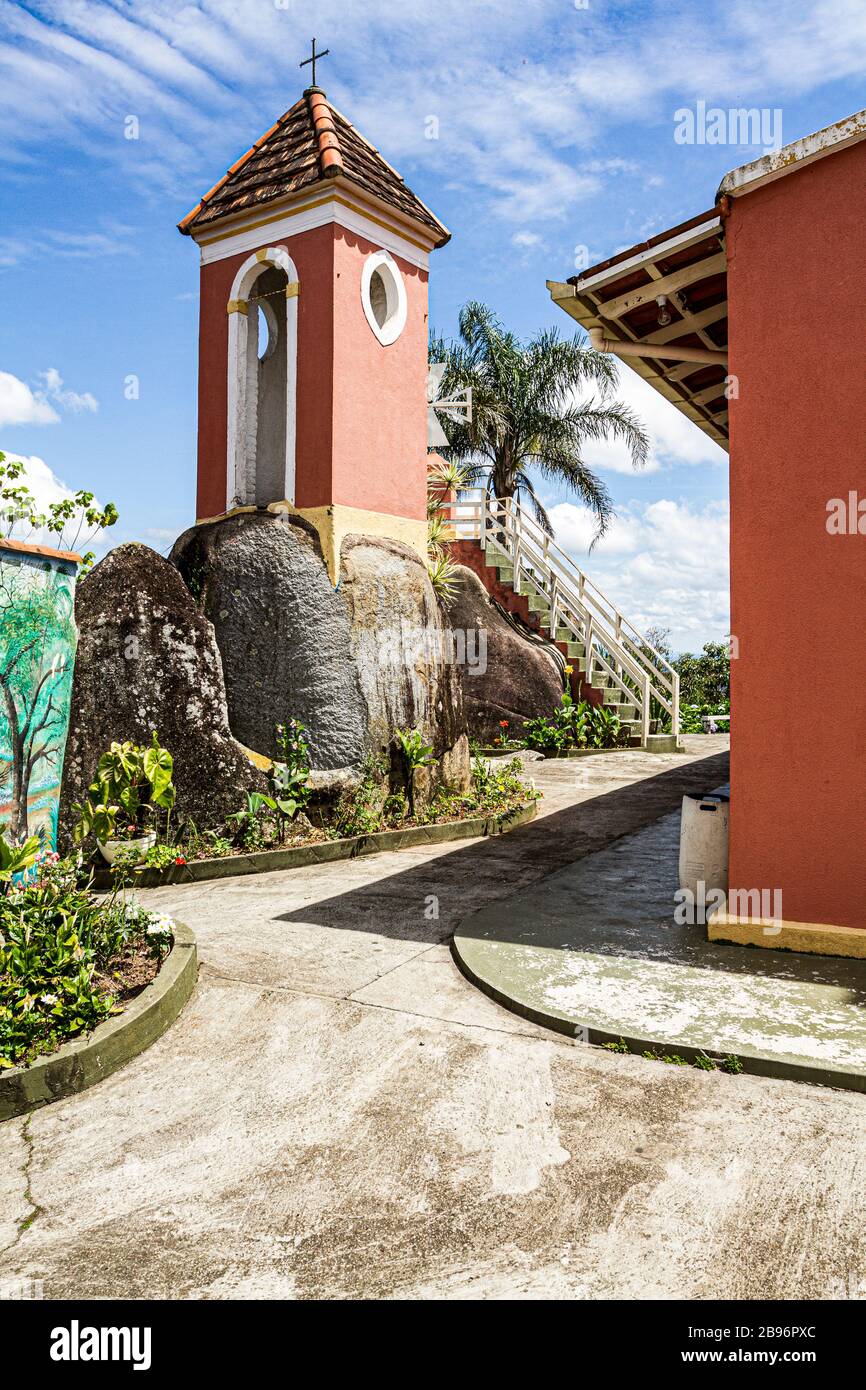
xmin=171 ymin=512 xmax=367 ymax=771
xmin=446 ymin=564 xmax=564 ymax=742
xmin=59 ymin=543 xmax=265 ymax=841
xmin=171 ymin=514 xmax=469 ymax=792
xmin=340 ymin=535 xmax=467 ymax=771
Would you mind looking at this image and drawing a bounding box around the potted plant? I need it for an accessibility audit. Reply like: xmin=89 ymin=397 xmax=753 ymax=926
xmin=73 ymin=732 xmax=175 ymax=864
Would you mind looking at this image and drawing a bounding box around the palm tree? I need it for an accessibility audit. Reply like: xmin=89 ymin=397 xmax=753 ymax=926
xmin=430 ymin=301 xmax=649 ymax=542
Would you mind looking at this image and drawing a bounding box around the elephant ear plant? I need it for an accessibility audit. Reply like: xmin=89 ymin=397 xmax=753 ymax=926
xmin=393 ymin=728 xmax=436 ymax=818
xmin=73 ymin=732 xmax=175 ymax=851
xmin=227 ymin=719 xmax=312 ymax=849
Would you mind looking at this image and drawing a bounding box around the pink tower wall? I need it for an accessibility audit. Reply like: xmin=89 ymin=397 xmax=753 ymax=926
xmin=725 ymin=139 xmax=866 ymax=929
xmin=195 ymin=222 xmax=428 ymax=526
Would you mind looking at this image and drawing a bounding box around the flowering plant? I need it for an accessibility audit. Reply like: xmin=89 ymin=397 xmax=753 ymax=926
xmin=0 ymin=848 xmax=174 ymax=1068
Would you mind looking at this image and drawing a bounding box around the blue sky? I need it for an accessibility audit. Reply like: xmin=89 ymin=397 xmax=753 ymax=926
xmin=1 ymin=0 xmax=864 ymax=651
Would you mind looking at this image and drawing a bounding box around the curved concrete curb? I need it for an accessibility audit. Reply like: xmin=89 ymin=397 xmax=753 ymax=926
xmin=92 ymin=802 xmax=539 ymax=889
xmin=0 ymin=924 xmax=198 ymax=1121
xmin=451 ymin=934 xmax=866 ymax=1092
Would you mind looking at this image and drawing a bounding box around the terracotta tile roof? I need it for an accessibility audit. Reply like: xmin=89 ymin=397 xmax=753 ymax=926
xmin=179 ymin=89 xmax=449 ymax=246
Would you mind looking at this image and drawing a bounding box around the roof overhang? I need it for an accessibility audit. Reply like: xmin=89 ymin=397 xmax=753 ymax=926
xmin=548 ymin=107 xmax=866 ymax=456
xmin=548 ymin=209 xmax=730 ymax=450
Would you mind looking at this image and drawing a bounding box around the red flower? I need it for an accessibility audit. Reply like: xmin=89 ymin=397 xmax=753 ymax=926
xmin=175 ymin=855 xmax=186 ymax=866
xmin=499 ymin=720 xmax=509 ymax=728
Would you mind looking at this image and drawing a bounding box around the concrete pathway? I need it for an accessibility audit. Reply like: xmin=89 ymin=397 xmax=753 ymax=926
xmin=2 ymin=737 xmax=865 ymax=1300
xmin=454 ymin=805 xmax=866 ymax=1089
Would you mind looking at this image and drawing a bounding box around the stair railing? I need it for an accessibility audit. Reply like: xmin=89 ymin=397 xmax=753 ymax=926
xmin=447 ymin=488 xmax=679 ymax=739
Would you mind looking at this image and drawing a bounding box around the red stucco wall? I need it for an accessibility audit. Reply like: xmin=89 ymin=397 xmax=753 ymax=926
xmin=726 ymin=139 xmax=866 ymax=929
xmin=331 ymin=228 xmax=429 ymax=521
xmin=195 ymin=222 xmax=428 ymax=523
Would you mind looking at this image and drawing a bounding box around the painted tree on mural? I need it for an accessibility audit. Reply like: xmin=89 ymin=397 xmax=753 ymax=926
xmin=0 ymin=560 xmax=76 ymax=842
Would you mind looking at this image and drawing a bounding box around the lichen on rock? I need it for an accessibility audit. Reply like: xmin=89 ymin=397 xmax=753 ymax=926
xmin=59 ymin=542 xmax=265 ymax=840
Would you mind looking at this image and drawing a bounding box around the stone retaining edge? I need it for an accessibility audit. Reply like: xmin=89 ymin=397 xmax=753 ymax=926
xmin=92 ymin=802 xmax=539 ymax=890
xmin=0 ymin=924 xmax=198 ymax=1122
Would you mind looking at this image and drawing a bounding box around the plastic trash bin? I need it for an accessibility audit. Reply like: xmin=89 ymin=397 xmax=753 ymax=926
xmin=679 ymin=793 xmax=729 ymax=898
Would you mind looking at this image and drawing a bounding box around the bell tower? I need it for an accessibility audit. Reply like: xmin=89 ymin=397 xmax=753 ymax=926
xmin=178 ymin=76 xmax=450 ymax=578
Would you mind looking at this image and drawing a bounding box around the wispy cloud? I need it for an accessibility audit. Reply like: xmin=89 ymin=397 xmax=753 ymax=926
xmin=0 ymin=224 xmax=134 ymax=269
xmin=37 ymin=368 xmax=98 ymax=414
xmin=1 ymin=0 xmax=864 ymax=234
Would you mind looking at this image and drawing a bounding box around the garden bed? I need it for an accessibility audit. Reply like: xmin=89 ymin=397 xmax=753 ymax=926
xmin=0 ymin=923 xmax=197 ymax=1121
xmin=533 ymin=746 xmax=630 ymax=759
xmin=92 ymin=801 xmax=539 ymax=889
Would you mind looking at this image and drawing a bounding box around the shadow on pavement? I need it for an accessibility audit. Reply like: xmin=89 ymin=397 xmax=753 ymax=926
xmin=273 ymin=748 xmax=730 ymax=941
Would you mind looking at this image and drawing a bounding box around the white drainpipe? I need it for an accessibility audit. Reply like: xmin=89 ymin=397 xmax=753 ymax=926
xmin=589 ymin=326 xmax=726 ymax=367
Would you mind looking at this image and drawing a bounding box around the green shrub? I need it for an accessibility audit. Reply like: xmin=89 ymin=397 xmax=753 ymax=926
xmin=523 ymin=693 xmax=623 ymax=751
xmin=329 ymin=755 xmax=389 ymax=838
xmin=680 ymin=701 xmax=731 ymax=735
xmin=0 ymin=847 xmax=173 ymax=1068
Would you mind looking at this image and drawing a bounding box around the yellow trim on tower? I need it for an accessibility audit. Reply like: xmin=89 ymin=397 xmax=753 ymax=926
xmin=193 ymin=501 xmax=428 ymax=585
xmin=267 ymin=501 xmax=428 ymax=583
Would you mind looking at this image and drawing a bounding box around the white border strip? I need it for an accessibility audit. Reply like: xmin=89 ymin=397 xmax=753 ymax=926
xmin=226 ymin=246 xmax=299 ymax=510
xmin=576 ymin=217 xmax=721 ymax=294
xmin=198 ymin=194 xmax=431 ymax=271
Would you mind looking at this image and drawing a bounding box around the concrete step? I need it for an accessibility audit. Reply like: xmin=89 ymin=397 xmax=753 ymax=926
xmin=644 ymin=733 xmax=683 ymax=754
xmin=607 ymin=703 xmax=638 ymax=721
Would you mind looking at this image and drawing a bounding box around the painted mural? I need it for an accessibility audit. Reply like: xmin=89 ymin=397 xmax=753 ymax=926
xmin=0 ymin=543 xmax=77 ymax=853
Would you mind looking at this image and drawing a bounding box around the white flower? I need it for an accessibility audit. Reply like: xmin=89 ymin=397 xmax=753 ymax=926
xmin=40 ymin=993 xmax=58 ymax=1006
xmin=146 ymin=914 xmax=173 ymax=937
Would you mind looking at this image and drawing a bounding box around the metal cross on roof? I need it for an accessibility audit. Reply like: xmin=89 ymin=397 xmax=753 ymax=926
xmin=300 ymin=37 xmax=330 ymax=88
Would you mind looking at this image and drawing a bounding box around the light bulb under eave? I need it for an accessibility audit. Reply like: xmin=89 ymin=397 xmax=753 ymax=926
xmin=656 ymin=295 xmax=671 ymax=327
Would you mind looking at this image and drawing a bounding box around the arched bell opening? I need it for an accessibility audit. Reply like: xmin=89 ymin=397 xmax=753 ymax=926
xmin=226 ymin=246 xmax=299 ymax=513
xmin=246 ymin=263 xmax=288 ymax=506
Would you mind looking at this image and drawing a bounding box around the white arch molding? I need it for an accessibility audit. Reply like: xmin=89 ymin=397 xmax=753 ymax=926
xmin=226 ymin=245 xmax=299 ymax=510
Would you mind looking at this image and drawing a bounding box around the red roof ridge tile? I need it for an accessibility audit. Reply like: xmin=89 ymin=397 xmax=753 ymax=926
xmin=306 ymin=88 xmax=344 ymax=178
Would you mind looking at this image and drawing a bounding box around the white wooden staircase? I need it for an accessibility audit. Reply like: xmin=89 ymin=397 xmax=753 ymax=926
xmin=447 ymin=490 xmax=680 ymax=748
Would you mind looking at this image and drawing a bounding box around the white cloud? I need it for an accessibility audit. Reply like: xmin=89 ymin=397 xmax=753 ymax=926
xmin=574 ymin=362 xmax=727 ymax=475
xmin=2 ymin=0 xmax=864 ymax=233
xmin=549 ymin=501 xmax=642 ymax=556
xmin=0 ymin=451 xmax=76 ymax=512
xmin=0 ymin=371 xmax=59 ymax=427
xmin=0 ymin=451 xmax=113 ymax=557
xmin=0 ymin=368 xmax=98 ymax=426
xmin=548 ymin=496 xmax=729 ymax=653
xmin=38 ymin=368 xmax=98 ymax=414
xmin=512 ymin=230 xmax=542 ymax=248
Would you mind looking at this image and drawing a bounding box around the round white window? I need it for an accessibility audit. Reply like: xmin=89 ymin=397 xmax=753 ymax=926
xmin=361 ymin=250 xmax=407 ymax=346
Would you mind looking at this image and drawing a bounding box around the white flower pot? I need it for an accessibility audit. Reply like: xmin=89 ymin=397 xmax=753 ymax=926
xmin=98 ymin=832 xmax=157 ymax=866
